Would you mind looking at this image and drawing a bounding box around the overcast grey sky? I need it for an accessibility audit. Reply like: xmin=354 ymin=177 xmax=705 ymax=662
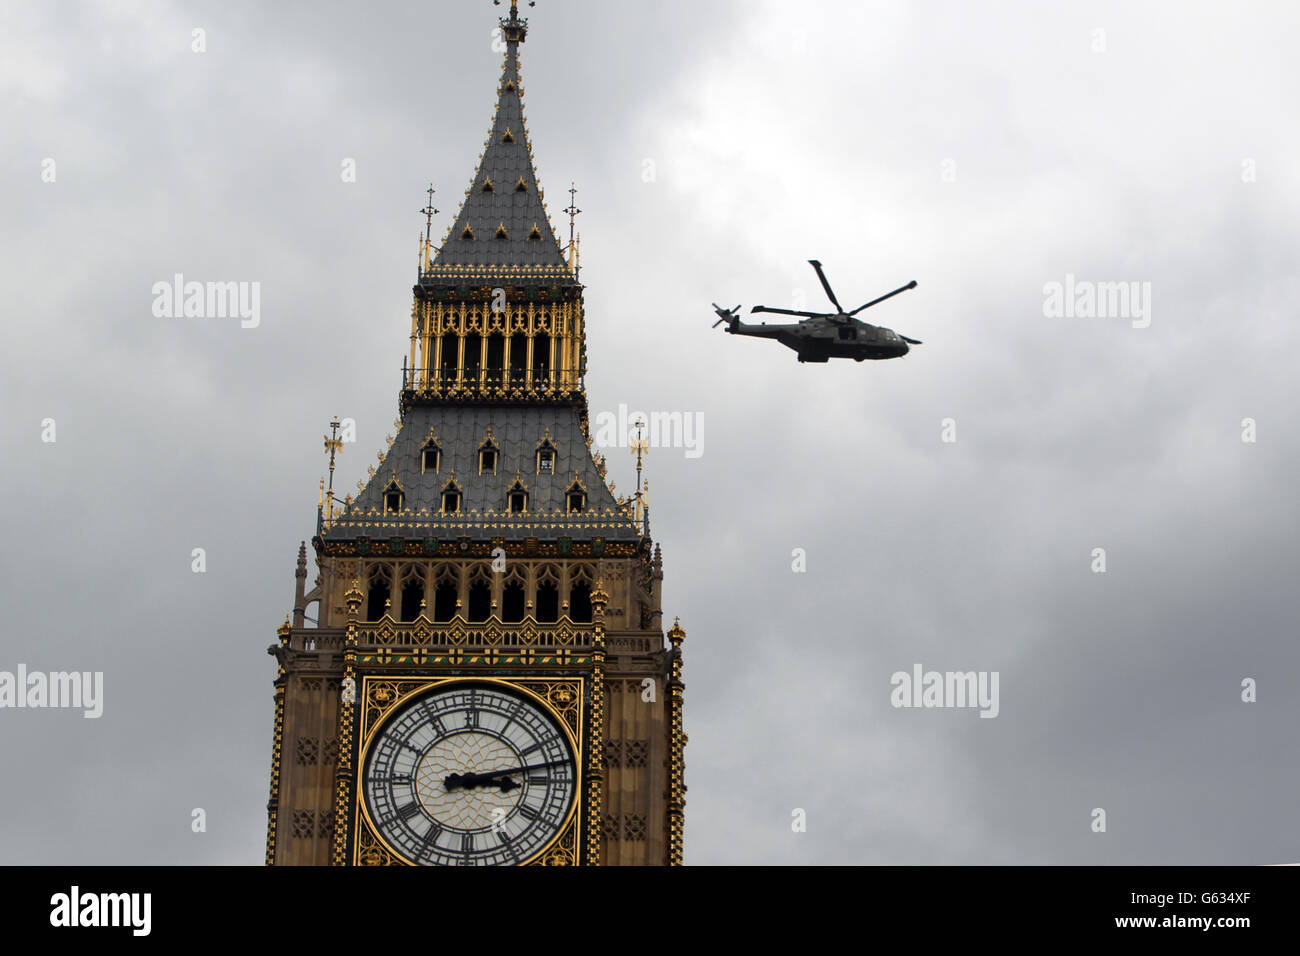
xmin=2 ymin=0 xmax=1298 ymax=865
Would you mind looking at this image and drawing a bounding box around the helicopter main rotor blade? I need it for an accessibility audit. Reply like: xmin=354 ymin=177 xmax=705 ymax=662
xmin=848 ymin=280 xmax=918 ymax=315
xmin=751 ymin=305 xmax=824 ymax=318
xmin=808 ymin=259 xmax=845 ymax=313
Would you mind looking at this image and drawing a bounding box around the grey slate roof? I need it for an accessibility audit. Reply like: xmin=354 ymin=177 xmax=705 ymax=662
xmin=428 ymin=35 xmax=571 ymax=276
xmin=323 ymin=404 xmax=640 ymax=541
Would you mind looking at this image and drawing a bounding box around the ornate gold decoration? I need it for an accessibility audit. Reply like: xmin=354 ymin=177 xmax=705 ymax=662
xmin=585 ymin=580 xmax=607 ymax=866
xmin=330 ymin=581 xmax=364 ymax=865
xmin=666 ymin=617 xmax=686 ymax=865
xmin=263 ymin=646 xmax=288 ymax=864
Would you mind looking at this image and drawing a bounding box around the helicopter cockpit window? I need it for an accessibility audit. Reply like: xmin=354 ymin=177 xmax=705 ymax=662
xmin=838 ymin=327 xmax=856 ymax=340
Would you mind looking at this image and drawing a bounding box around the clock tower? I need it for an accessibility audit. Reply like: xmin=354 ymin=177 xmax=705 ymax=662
xmin=263 ymin=2 xmax=686 ymax=866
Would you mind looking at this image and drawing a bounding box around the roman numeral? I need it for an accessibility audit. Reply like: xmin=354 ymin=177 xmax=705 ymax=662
xmin=526 ymin=773 xmax=548 ymax=785
xmin=520 ymin=742 xmax=541 ymax=756
xmin=464 ymin=708 xmax=479 ymax=727
xmin=423 ymin=823 xmax=443 ymax=844
xmin=421 ymin=702 xmax=446 ymax=737
xmin=462 ymin=833 xmax=475 ymax=853
xmin=518 ymin=804 xmax=539 ymax=821
xmin=393 ymin=773 xmax=412 ymax=786
xmin=397 ymin=802 xmax=421 ymax=821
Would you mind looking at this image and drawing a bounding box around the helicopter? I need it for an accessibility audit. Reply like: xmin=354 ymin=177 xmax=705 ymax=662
xmin=712 ymin=259 xmax=921 ymax=362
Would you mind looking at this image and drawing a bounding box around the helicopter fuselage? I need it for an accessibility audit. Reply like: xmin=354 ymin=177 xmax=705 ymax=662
xmin=725 ymin=315 xmax=910 ymax=362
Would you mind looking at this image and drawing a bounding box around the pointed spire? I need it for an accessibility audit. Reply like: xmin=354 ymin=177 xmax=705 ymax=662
xmin=429 ymin=1 xmax=570 ymax=281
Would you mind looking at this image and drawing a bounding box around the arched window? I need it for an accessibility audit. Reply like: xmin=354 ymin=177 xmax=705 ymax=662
xmin=508 ymin=480 xmax=528 ymax=514
xmin=463 ymin=331 xmax=482 ymax=382
xmin=509 ymin=333 xmax=527 ymax=385
xmin=478 ymin=433 xmax=499 ymax=476
xmin=502 ymin=577 xmax=526 ymax=623
xmin=442 ymin=477 xmax=462 ymax=514
xmin=536 ymin=577 xmax=559 ymax=624
xmin=421 ymin=437 xmax=441 ymax=474
xmin=366 ymin=566 xmax=392 ymax=621
xmin=569 ymin=579 xmax=593 ymax=624
xmin=467 ymin=576 xmax=492 ymax=623
xmin=566 ymin=482 xmax=586 ymax=513
xmin=536 ymin=434 xmax=556 ymax=475
xmin=439 ymin=338 xmax=457 ymax=384
xmin=486 ymin=333 xmax=505 ymax=386
xmin=400 ymin=567 xmax=425 ymax=622
xmin=433 ymin=573 xmax=458 ymax=622
xmin=534 ymin=331 xmax=551 ymax=385
xmin=383 ymin=482 xmax=404 ymax=515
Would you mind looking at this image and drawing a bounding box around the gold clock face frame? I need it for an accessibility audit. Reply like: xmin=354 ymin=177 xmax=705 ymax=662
xmin=352 ymin=676 xmax=584 ymax=866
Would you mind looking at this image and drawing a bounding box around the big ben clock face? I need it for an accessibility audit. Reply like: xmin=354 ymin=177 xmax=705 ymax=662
xmin=361 ymin=682 xmax=577 ymax=866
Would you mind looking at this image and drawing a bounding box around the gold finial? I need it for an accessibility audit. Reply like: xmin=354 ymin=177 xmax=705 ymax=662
xmin=344 ymin=580 xmax=364 ymax=617
xmin=667 ymin=617 xmax=685 ymax=646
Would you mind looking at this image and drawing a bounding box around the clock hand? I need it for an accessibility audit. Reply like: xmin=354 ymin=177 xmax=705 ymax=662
xmin=474 ymin=759 xmax=571 ymax=779
xmin=443 ymin=759 xmax=571 ymax=792
xmin=443 ymin=771 xmax=520 ymax=792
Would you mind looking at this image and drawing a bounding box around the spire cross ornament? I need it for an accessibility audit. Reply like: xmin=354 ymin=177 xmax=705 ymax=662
xmin=420 ymin=184 xmax=438 ymax=245
xmin=564 ymin=182 xmax=582 ymax=279
xmin=420 ymin=184 xmax=439 ymax=270
xmin=631 ymin=417 xmax=649 ymax=533
xmin=324 ymin=417 xmax=344 ymax=524
xmin=494 ymin=0 xmax=535 ymax=17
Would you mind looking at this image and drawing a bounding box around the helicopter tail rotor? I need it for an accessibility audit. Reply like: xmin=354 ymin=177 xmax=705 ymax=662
xmin=711 ymin=303 xmax=741 ymax=329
